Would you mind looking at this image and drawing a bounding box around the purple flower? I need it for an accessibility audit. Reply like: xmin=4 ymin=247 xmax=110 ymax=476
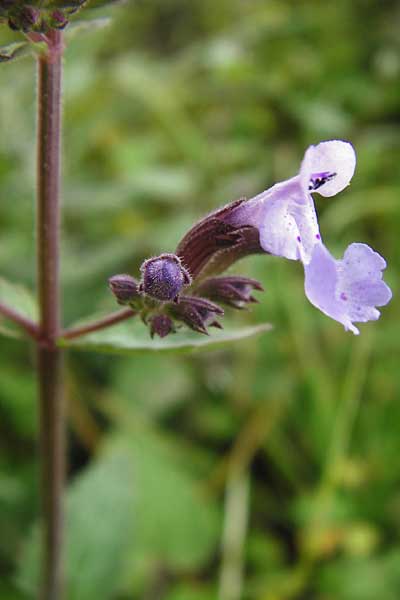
xmin=109 ymin=140 xmax=391 ymax=337
xmin=228 ymin=140 xmax=356 ymax=264
xmin=304 ymin=243 xmax=392 ymax=335
xmin=222 ymin=139 xmax=391 ymax=333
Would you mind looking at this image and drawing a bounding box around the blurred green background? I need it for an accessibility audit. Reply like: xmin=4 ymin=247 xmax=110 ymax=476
xmin=0 ymin=1 xmax=399 ymax=598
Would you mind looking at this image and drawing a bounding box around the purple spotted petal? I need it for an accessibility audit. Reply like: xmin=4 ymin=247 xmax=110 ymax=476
xmin=228 ymin=140 xmax=355 ymax=264
xmin=304 ymin=242 xmax=392 ymax=334
xmin=300 ymin=140 xmax=356 ymax=197
xmin=228 ymin=178 xmax=321 ymax=263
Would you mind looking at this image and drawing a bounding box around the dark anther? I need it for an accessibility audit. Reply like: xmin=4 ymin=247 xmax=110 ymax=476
xmin=309 ymin=172 xmax=336 ymax=191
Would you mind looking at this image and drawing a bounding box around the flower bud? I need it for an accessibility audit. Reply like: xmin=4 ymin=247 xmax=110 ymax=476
xmin=170 ymin=295 xmax=224 ymax=335
xmin=140 ymin=253 xmax=191 ymax=302
xmin=3 ymin=4 xmax=40 ymax=32
xmin=108 ymin=274 xmax=140 ymax=305
xmin=197 ymin=276 xmax=264 ymax=309
xmin=148 ymin=314 xmax=174 ymax=339
xmin=19 ymin=5 xmax=40 ymax=31
xmin=49 ymin=9 xmax=68 ymax=29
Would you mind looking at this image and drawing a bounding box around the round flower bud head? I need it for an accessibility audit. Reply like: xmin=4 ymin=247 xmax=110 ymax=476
xmin=140 ymin=254 xmax=191 ymax=302
xmin=108 ymin=274 xmax=139 ymax=305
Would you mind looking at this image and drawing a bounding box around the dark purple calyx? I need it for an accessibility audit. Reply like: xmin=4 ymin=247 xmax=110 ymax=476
xmin=197 ymin=276 xmax=264 ymax=309
xmin=140 ymin=253 xmax=191 ymax=302
xmin=169 ymin=295 xmax=224 ymax=335
xmin=148 ymin=314 xmax=174 ymax=338
xmin=49 ymin=9 xmax=68 ymax=29
xmin=0 ymin=0 xmax=90 ymax=32
xmin=176 ymin=198 xmax=263 ymax=281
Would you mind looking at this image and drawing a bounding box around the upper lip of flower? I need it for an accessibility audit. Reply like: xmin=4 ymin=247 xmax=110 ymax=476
xmin=225 ymin=140 xmax=357 ymax=266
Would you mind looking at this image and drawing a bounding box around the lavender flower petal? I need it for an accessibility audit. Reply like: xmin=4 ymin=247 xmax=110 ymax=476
xmin=300 ymin=140 xmax=356 ymax=197
xmin=337 ymin=243 xmax=392 ymax=323
xmin=259 ymin=183 xmax=321 ymax=263
xmin=228 ymin=140 xmax=355 ymax=264
xmin=228 ymin=178 xmax=321 ymax=263
xmin=304 ymin=242 xmax=392 ymax=334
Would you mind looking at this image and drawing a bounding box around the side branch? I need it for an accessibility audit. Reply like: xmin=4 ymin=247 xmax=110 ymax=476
xmin=0 ymin=301 xmax=39 ymax=339
xmin=61 ymin=308 xmax=137 ymax=341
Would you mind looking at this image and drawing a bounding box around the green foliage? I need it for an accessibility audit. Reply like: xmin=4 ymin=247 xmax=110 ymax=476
xmin=0 ymin=277 xmax=37 ymax=337
xmin=60 ymin=320 xmax=272 ymax=354
xmin=18 ymin=432 xmax=220 ymax=598
xmin=64 ymin=17 xmax=111 ymax=40
xmin=0 ymin=41 xmax=31 ymax=63
xmin=18 ymin=442 xmax=136 ymax=599
xmin=318 ymin=552 xmax=400 ymax=600
xmin=1 ymin=0 xmax=400 ymax=598
xmin=126 ymin=428 xmax=220 ymax=572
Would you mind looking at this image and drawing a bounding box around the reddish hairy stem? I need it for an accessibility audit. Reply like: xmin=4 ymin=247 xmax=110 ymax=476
xmin=61 ymin=307 xmax=137 ymax=341
xmin=36 ymin=30 xmax=65 ymax=600
xmin=37 ymin=32 xmax=62 ymax=342
xmin=0 ymin=301 xmax=39 ymax=339
xmin=37 ymin=347 xmax=64 ymax=600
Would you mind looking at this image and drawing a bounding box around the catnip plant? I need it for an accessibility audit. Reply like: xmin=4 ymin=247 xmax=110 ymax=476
xmin=0 ymin=2 xmax=392 ymax=600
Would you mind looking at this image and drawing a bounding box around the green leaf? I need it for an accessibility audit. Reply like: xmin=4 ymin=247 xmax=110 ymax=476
xmin=164 ymin=585 xmax=217 ymax=600
xmin=128 ymin=430 xmax=220 ymax=571
xmin=17 ymin=433 xmax=219 ymax=597
xmin=17 ymin=443 xmax=135 ymax=600
xmin=0 ymin=42 xmax=31 ymax=64
xmin=65 ymin=17 xmax=112 ymax=39
xmin=0 ymin=364 xmax=36 ymax=438
xmin=317 ymin=552 xmax=400 ymax=600
xmin=59 ymin=320 xmax=272 ymax=354
xmin=48 ymin=0 xmax=119 ymax=7
xmin=81 ymin=0 xmax=122 ymax=7
xmin=0 ymin=278 xmax=38 ymax=339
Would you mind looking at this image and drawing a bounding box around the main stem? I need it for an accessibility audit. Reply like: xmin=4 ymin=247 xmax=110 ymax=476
xmin=36 ymin=30 xmax=64 ymax=600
